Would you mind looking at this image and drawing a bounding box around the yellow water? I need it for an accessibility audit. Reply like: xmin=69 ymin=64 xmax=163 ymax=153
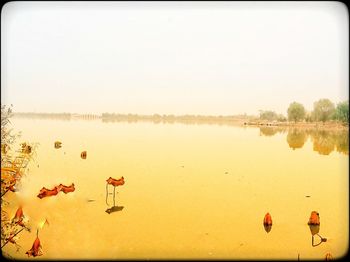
xmin=2 ymin=119 xmax=349 ymax=260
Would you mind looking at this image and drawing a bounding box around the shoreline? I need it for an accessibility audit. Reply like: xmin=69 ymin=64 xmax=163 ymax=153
xmin=11 ymin=114 xmax=348 ymax=130
xmin=243 ymin=121 xmax=349 ymax=130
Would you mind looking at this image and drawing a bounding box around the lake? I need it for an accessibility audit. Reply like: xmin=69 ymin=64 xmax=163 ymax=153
xmin=3 ymin=118 xmax=348 ymax=260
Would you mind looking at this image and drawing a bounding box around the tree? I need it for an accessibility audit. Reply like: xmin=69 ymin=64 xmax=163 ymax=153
xmin=287 ymin=102 xmax=306 ymax=123
xmin=305 ymin=112 xmax=312 ymax=122
xmin=335 ymin=101 xmax=349 ymax=123
xmin=312 ymin=99 xmax=335 ymax=123
xmin=277 ymin=114 xmax=287 ymax=122
xmin=259 ymin=110 xmax=277 ymax=121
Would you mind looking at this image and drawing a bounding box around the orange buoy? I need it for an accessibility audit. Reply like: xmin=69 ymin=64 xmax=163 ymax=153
xmin=308 ymin=211 xmax=320 ymax=225
xmin=263 ymin=212 xmax=272 ymax=226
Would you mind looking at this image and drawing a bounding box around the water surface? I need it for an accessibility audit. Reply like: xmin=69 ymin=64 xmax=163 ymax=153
xmin=3 ymin=119 xmax=348 ymax=260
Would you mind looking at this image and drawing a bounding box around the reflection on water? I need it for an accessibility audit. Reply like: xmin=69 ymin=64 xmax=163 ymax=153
xmin=308 ymin=129 xmax=348 ymax=155
xmin=309 ymin=129 xmax=349 ymax=155
xmin=106 ymin=205 xmax=124 ymax=214
xmin=258 ymin=127 xmax=349 ymax=155
xmin=312 ymin=234 xmax=328 ymax=247
xmin=309 ymin=224 xmax=320 ymax=236
xmin=101 ymin=117 xmax=244 ymax=127
xmin=309 ymin=224 xmax=328 ymax=247
xmin=287 ymin=129 xmax=308 ymax=150
xmin=263 ymin=224 xmax=272 ymax=233
xmin=259 ymin=127 xmax=284 ymax=137
xmin=311 ymin=130 xmax=335 ymax=155
xmin=105 ymin=179 xmax=125 ymax=214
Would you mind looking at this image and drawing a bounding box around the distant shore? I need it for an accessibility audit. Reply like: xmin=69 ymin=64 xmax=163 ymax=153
xmin=243 ymin=121 xmax=348 ymax=130
xmin=12 ymin=112 xmax=348 ymax=130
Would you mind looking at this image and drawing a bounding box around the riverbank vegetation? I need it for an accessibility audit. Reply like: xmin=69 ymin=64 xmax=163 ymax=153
xmin=252 ymin=99 xmax=348 ymax=129
xmin=1 ymin=105 xmax=36 ymax=258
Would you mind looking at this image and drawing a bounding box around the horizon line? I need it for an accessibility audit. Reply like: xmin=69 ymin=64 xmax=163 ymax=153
xmin=12 ymin=111 xmax=259 ymax=117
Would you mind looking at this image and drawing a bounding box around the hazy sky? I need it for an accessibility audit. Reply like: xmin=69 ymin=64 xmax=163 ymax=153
xmin=1 ymin=1 xmax=348 ymax=115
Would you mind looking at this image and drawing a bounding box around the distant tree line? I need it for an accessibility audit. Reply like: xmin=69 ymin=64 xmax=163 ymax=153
xmin=259 ymin=99 xmax=349 ymax=124
xmin=13 ymin=112 xmax=72 ymax=119
xmin=101 ymin=113 xmax=255 ymax=123
xmin=259 ymin=110 xmax=287 ymax=122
